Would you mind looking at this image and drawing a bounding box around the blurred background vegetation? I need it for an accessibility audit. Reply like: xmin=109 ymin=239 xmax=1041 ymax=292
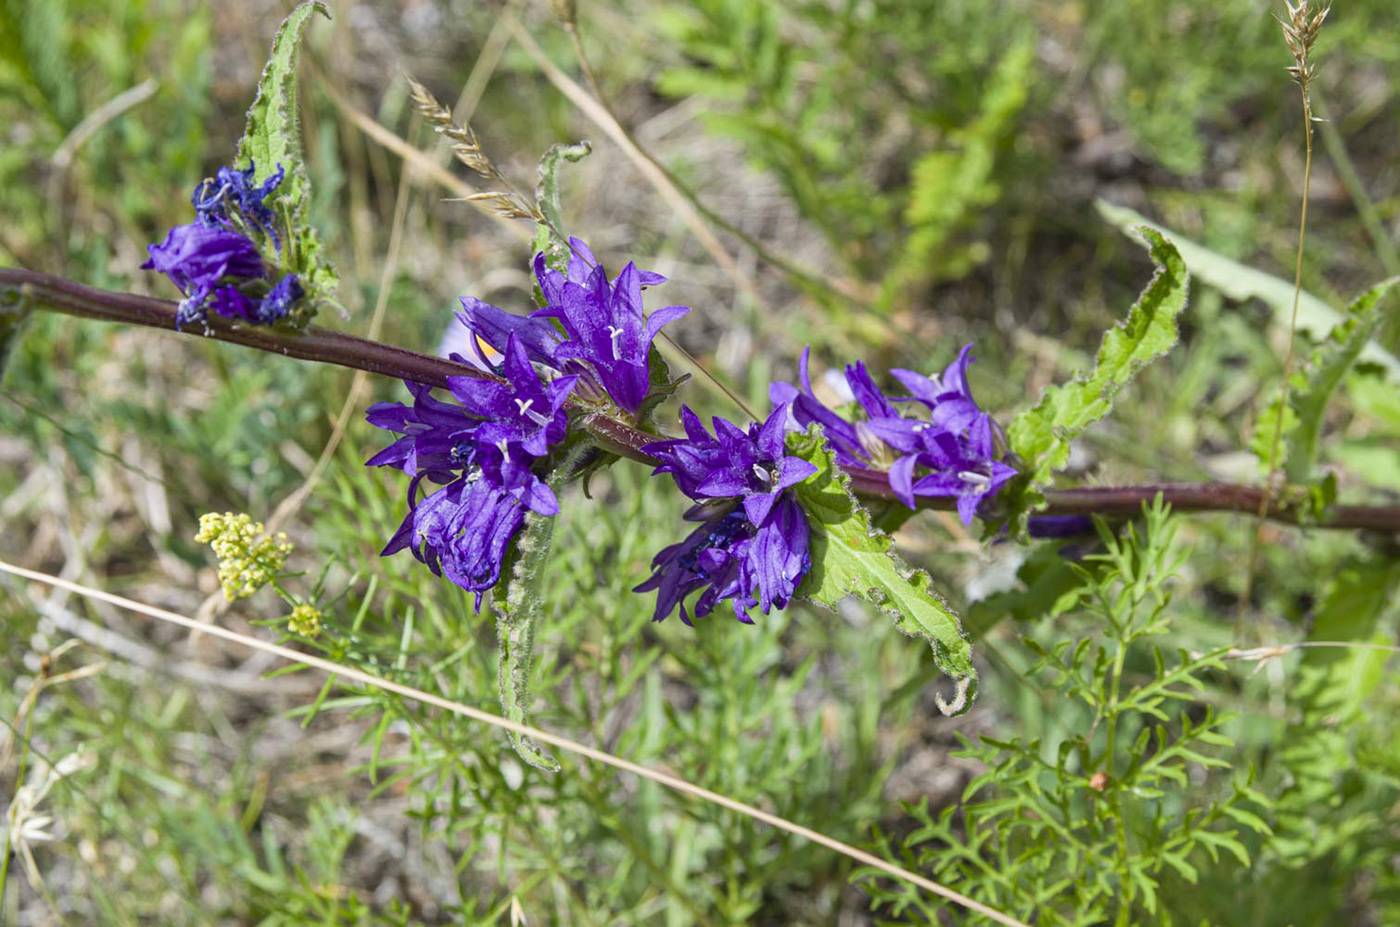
xmin=2 ymin=0 xmax=1399 ymax=922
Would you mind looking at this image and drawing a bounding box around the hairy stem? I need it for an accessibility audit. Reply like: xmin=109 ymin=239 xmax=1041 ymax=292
xmin=4 ymin=268 xmax=1398 ymax=532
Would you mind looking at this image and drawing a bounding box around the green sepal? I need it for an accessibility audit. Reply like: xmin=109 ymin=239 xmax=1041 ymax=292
xmin=1002 ymin=228 xmax=1189 ymax=536
xmin=787 ymin=427 xmax=976 ymax=715
xmin=235 ymin=0 xmax=337 ymax=326
xmin=635 ymin=342 xmax=688 ymax=424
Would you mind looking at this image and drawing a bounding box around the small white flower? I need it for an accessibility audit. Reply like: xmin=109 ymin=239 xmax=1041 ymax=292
xmin=4 ymin=745 xmax=95 ymax=890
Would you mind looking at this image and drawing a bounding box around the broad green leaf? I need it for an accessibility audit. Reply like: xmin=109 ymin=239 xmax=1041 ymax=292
xmin=1097 ymin=199 xmax=1400 ymax=383
xmin=1283 ymin=277 xmax=1399 ymax=482
xmin=787 ymin=428 xmax=976 ymax=714
xmin=235 ymin=0 xmax=336 ymax=321
xmin=1005 ymin=228 xmax=1189 ymax=531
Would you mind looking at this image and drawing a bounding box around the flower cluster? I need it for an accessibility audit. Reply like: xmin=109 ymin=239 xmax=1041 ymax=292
xmin=143 ymin=161 xmax=304 ymax=331
xmin=771 ymin=344 xmax=1016 ymax=524
xmin=635 ymin=404 xmax=816 ymax=624
xmin=367 ymin=335 xmax=576 ymax=609
xmin=369 ymin=239 xmax=692 ymax=605
xmin=457 ymin=237 xmax=688 ymax=416
xmin=195 ymin=511 xmax=293 ymax=600
xmin=286 ymin=602 xmax=323 ymax=637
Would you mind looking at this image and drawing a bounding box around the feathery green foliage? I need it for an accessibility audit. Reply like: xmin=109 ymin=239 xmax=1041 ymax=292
xmin=860 ymin=501 xmax=1269 ymax=923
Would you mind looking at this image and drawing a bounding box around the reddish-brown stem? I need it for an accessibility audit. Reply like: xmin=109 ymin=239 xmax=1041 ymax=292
xmin=4 ymin=267 xmax=1397 ymax=533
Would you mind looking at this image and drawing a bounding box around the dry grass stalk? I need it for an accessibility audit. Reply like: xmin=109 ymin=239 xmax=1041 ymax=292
xmin=405 ymin=74 xmax=543 ymax=223
xmin=405 ymin=75 xmax=494 ymax=177
xmin=1240 ymin=2 xmax=1331 ymax=624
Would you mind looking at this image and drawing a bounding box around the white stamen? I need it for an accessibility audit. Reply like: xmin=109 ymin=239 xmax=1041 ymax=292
xmin=753 ymin=463 xmax=771 ymax=484
xmin=496 ymin=438 xmax=509 ymax=456
xmin=514 ymin=397 xmax=551 ymax=426
xmin=606 ymin=325 xmax=625 ymax=361
xmin=912 ymin=423 xmax=930 ymax=433
xmin=958 ymin=470 xmax=991 ymax=488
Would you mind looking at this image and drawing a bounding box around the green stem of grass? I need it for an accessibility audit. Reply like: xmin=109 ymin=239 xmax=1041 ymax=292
xmin=1240 ymin=75 xmax=1318 ymax=625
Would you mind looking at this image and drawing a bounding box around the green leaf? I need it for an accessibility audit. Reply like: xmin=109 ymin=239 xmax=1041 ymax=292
xmin=235 ymin=0 xmax=336 ymax=322
xmin=1283 ymin=277 xmax=1400 ymax=482
xmin=886 ymin=36 xmax=1032 ymax=295
xmin=1296 ymin=558 xmax=1400 ymax=726
xmin=786 ymin=427 xmax=976 ymax=714
xmin=1004 ymin=228 xmax=1189 ymax=532
xmin=530 ymin=140 xmax=592 ymax=298
xmin=1096 ymin=200 xmax=1400 ymax=383
xmin=1249 ymin=394 xmax=1298 ymax=477
xmin=494 ymin=506 xmax=562 ymax=773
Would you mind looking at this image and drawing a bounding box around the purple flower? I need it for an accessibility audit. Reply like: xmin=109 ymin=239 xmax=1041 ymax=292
xmin=636 ymin=404 xmax=816 ymax=623
xmin=770 ymin=344 xmax=1017 ymax=524
xmin=367 ymin=333 xmax=580 ymax=603
xmin=192 ymin=161 xmax=285 ymax=250
xmin=532 ymin=238 xmax=688 ymax=414
xmin=256 ymin=273 xmax=303 ymax=324
xmin=366 ymin=379 xmax=482 ymax=478
xmin=455 ymin=298 xmax=561 ymax=371
xmin=209 ymin=273 xmax=303 ymax=326
xmin=142 ymin=223 xmax=267 ymax=330
xmin=770 ymin=348 xmax=901 ymax=469
xmin=453 ymin=238 xmax=688 ymax=416
xmin=381 ymin=474 xmax=526 ymax=610
xmin=634 ymin=497 xmax=810 ymax=625
xmin=145 ymin=162 xmax=306 ymax=330
xmin=446 ymin=334 xmax=577 ymax=458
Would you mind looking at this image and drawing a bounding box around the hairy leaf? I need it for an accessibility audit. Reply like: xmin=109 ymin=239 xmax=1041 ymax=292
xmin=787 ymin=428 xmax=975 ymax=714
xmin=1283 ymin=277 xmax=1399 ymax=482
xmin=531 ymin=140 xmax=593 ymax=291
xmin=1097 ymin=200 xmax=1400 ymax=382
xmin=494 ymin=506 xmax=562 ymax=772
xmin=235 ymin=0 xmax=336 ymax=321
xmin=1005 ymin=228 xmax=1188 ymax=531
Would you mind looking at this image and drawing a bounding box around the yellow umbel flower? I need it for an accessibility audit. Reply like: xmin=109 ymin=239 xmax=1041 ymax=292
xmin=195 ymin=512 xmax=292 ymax=601
xmin=286 ymin=603 xmax=322 ymax=637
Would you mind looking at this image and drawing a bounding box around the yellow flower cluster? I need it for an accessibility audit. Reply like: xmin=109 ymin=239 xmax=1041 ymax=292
xmin=194 ymin=512 xmax=292 ymax=601
xmin=286 ymin=602 xmax=323 ymax=637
